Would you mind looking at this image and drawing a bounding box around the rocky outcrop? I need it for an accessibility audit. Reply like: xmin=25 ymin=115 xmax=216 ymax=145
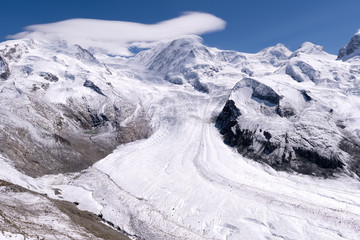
xmin=215 ymin=100 xmax=241 ymax=135
xmin=83 ymin=80 xmax=106 ymax=96
xmin=75 ymin=45 xmax=97 ymax=61
xmin=293 ymin=147 xmax=344 ymax=169
xmin=338 ymin=32 xmax=360 ymax=60
xmin=39 ymin=72 xmax=59 ymax=82
xmin=216 ymin=117 xmax=346 ymax=176
xmin=215 ymin=78 xmax=353 ymax=177
xmin=0 ymin=55 xmax=10 ymax=80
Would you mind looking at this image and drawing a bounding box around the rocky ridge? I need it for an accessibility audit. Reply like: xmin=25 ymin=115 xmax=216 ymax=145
xmin=1 ymin=29 xmax=360 ymax=240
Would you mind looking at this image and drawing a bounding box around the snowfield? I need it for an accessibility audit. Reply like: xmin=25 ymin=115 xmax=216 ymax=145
xmin=1 ymin=32 xmax=360 ymax=239
xmin=40 ymin=89 xmax=360 ymax=240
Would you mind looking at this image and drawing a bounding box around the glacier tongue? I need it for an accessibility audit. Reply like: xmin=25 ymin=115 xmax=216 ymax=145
xmin=0 ymin=33 xmax=360 ymax=240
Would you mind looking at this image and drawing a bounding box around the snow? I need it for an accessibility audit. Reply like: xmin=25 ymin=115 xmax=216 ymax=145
xmin=0 ymin=231 xmax=37 ymax=240
xmin=38 ymin=79 xmax=360 ymax=239
xmin=1 ymin=32 xmax=360 ymax=239
xmin=0 ymin=156 xmax=44 ymax=192
xmin=0 ymin=186 xmax=104 ymax=240
xmin=89 ymin=88 xmax=360 ymax=239
xmin=38 ymin=173 xmax=103 ymax=214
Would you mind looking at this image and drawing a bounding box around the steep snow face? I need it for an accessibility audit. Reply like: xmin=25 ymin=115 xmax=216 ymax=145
xmin=338 ymin=32 xmax=360 ymax=60
xmin=1 ymin=33 xmax=360 ymax=240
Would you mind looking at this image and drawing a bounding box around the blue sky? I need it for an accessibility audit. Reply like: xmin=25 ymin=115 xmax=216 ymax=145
xmin=1 ymin=0 xmax=359 ymax=54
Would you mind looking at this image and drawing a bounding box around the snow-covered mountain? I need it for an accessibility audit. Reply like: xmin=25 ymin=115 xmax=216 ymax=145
xmin=338 ymin=30 xmax=360 ymax=61
xmin=0 ymin=39 xmax=151 ymax=177
xmin=1 ymin=31 xmax=360 ymax=239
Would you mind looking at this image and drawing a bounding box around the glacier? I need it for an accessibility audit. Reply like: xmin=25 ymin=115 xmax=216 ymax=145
xmin=0 ymin=31 xmax=360 ymax=239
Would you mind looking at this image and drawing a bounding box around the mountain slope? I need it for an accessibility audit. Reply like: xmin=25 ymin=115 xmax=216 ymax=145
xmin=0 ymin=31 xmax=360 ymax=240
xmin=338 ymin=30 xmax=360 ymax=61
xmin=0 ymin=180 xmax=130 ymax=240
xmin=0 ymin=39 xmax=151 ymax=177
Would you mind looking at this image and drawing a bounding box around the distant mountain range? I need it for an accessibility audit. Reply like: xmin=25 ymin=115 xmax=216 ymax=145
xmin=0 ymin=30 xmax=360 ymax=240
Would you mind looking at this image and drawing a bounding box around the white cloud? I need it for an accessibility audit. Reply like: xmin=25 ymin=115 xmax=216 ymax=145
xmin=10 ymin=12 xmax=226 ymax=56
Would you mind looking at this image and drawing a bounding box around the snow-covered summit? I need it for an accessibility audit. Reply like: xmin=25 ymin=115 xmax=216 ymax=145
xmin=134 ymin=36 xmax=208 ymax=70
xmin=131 ymin=36 xmax=222 ymax=92
xmin=291 ymin=42 xmax=325 ymax=57
xmin=338 ymin=30 xmax=360 ymax=60
xmin=1 ymin=32 xmax=360 ymax=240
xmin=259 ymin=43 xmax=292 ymax=60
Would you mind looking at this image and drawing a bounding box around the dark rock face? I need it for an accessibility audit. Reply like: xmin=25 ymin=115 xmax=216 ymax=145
xmin=338 ymin=133 xmax=360 ymax=177
xmin=215 ymin=100 xmax=241 ymax=135
xmin=224 ymin=126 xmax=254 ymax=148
xmin=215 ymin=99 xmax=348 ymax=177
xmin=276 ymin=105 xmax=296 ymax=118
xmin=263 ymin=131 xmax=272 ymax=140
xmin=39 ymin=72 xmax=59 ymax=82
xmin=338 ymin=33 xmax=360 ymax=60
xmin=83 ymin=80 xmax=106 ymax=96
xmin=300 ymin=90 xmax=312 ymax=101
xmin=293 ymin=147 xmax=343 ymax=169
xmin=0 ymin=55 xmax=10 ymax=80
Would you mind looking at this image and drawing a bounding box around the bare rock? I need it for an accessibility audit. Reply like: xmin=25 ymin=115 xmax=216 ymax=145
xmin=0 ymin=55 xmax=10 ymax=80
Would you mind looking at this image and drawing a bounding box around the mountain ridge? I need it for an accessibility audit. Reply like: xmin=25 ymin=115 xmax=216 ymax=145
xmin=1 ymin=30 xmax=360 ymax=239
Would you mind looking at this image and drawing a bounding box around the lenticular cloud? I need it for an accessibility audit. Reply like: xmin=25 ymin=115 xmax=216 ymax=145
xmin=10 ymin=12 xmax=226 ymax=56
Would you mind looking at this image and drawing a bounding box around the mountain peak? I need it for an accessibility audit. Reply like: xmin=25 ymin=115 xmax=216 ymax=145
xmin=291 ymin=42 xmax=324 ymax=57
xmin=337 ymin=30 xmax=360 ymax=60
xmin=134 ymin=36 xmax=215 ymax=73
xmin=260 ymin=43 xmax=292 ymax=60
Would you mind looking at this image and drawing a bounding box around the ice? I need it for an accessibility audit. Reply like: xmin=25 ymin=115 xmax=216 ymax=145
xmin=1 ymin=31 xmax=360 ymax=239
